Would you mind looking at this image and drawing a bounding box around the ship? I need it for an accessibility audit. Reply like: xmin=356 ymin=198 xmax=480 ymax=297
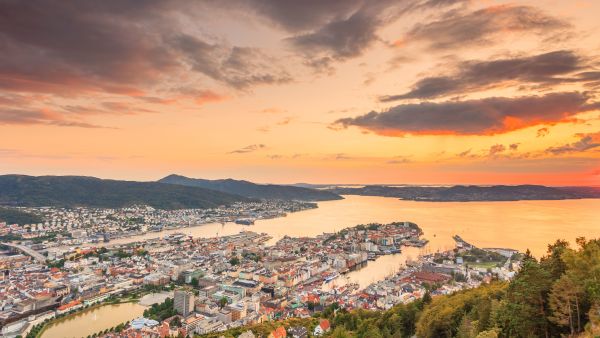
xmin=235 ymin=218 xmax=255 ymax=225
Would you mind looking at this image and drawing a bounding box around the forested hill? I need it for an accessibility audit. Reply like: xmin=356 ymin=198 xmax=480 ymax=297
xmin=204 ymin=238 xmax=600 ymax=338
xmin=328 ymin=184 xmax=600 ymax=201
xmin=0 ymin=175 xmax=249 ymax=209
xmin=0 ymin=207 xmax=42 ymax=225
xmin=158 ymin=174 xmax=343 ymax=201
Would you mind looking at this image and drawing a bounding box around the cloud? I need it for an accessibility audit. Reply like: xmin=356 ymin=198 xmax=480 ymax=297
xmin=457 ymin=149 xmax=472 ymax=158
xmin=488 ymin=144 xmax=506 ymax=156
xmin=228 ymin=144 xmax=267 ymax=154
xmin=402 ymin=5 xmax=570 ymax=51
xmin=258 ymin=108 xmax=287 ymax=114
xmin=380 ymin=50 xmax=588 ymax=101
xmin=171 ymin=36 xmax=292 ymax=90
xmin=509 ymin=143 xmax=520 ymax=151
xmin=537 ymin=127 xmax=550 ymax=137
xmin=286 ymin=6 xmax=382 ymax=60
xmin=334 ymin=92 xmax=598 ymax=136
xmin=250 ymin=0 xmax=462 ymax=70
xmin=0 ymin=1 xmax=292 ymax=98
xmin=387 ymin=156 xmax=411 ymax=164
xmin=546 ymin=132 xmax=600 ymax=155
xmin=0 ymin=108 xmax=107 ymax=128
xmin=192 ymin=90 xmax=227 ymax=105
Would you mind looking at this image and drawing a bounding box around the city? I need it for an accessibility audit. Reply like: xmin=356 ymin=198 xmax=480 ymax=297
xmin=1 ymin=0 xmax=600 ymax=337
xmin=1 ymin=212 xmax=522 ymax=337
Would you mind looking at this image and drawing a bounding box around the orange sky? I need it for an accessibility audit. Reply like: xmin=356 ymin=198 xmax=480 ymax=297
xmin=0 ymin=0 xmax=599 ymax=185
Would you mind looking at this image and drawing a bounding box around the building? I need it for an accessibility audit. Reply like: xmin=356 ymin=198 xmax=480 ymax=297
xmin=288 ymin=326 xmax=308 ymax=338
xmin=314 ymin=319 xmax=330 ymax=336
xmin=268 ymin=326 xmax=287 ymax=338
xmin=174 ymin=289 xmax=195 ymax=317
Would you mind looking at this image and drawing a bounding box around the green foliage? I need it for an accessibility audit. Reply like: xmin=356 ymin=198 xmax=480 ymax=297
xmin=143 ymin=297 xmax=177 ymax=321
xmin=0 ymin=207 xmax=42 ymax=225
xmin=416 ymin=282 xmax=507 ymax=338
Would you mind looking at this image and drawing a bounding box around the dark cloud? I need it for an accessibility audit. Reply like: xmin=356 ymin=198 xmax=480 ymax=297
xmin=509 ymin=143 xmax=520 ymax=151
xmin=228 ymin=144 xmax=267 ymax=154
xmin=402 ymin=5 xmax=570 ymax=51
xmin=380 ymin=50 xmax=589 ymax=101
xmin=335 ymin=92 xmax=597 ymax=136
xmin=286 ymin=7 xmax=382 ymax=60
xmin=0 ymin=1 xmax=291 ymax=97
xmin=167 ymin=35 xmax=293 ymax=90
xmin=546 ymin=132 xmax=600 ymax=155
xmin=256 ymin=0 xmax=464 ymax=70
xmin=0 ymin=0 xmax=179 ymax=95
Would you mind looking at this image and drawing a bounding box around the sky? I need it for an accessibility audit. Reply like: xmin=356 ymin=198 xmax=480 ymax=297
xmin=0 ymin=0 xmax=599 ymax=185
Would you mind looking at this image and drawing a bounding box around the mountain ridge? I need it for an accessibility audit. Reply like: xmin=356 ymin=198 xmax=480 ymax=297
xmin=0 ymin=174 xmax=250 ymax=209
xmin=158 ymin=174 xmax=343 ymax=201
xmin=327 ymin=184 xmax=600 ymax=201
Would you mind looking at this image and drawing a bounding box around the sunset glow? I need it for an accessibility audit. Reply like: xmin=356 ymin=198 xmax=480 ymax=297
xmin=1 ymin=0 xmax=599 ymax=185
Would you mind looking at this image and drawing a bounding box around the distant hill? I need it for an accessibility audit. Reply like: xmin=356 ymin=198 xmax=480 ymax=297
xmin=328 ymin=184 xmax=600 ymax=201
xmin=159 ymin=174 xmax=343 ymax=201
xmin=0 ymin=175 xmax=249 ymax=209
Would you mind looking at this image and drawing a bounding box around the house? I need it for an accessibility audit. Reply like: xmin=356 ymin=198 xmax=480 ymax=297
xmin=239 ymin=331 xmax=256 ymax=338
xmin=268 ymin=326 xmax=287 ymax=338
xmin=287 ymin=326 xmax=308 ymax=338
xmin=313 ymin=319 xmax=330 ymax=336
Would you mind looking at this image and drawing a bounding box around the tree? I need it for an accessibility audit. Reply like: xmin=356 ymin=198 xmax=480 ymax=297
xmin=499 ymin=259 xmax=552 ymax=338
xmin=219 ymin=296 xmax=228 ymax=309
xmin=548 ymin=275 xmax=583 ymax=335
xmin=540 ymin=239 xmax=569 ymax=280
xmin=191 ymin=277 xmax=199 ymax=287
xmin=331 ymin=326 xmax=352 ymax=338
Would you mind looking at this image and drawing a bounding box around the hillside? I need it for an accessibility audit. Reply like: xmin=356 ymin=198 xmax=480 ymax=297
xmin=0 ymin=207 xmax=42 ymax=225
xmin=328 ymin=184 xmax=597 ymax=201
xmin=0 ymin=175 xmax=249 ymax=209
xmin=158 ymin=174 xmax=343 ymax=201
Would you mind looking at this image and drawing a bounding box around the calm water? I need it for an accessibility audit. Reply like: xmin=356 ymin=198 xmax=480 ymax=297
xmin=42 ymin=302 xmax=145 ymax=338
xmin=48 ymin=196 xmax=599 ymax=336
xmin=104 ymin=195 xmax=600 ymax=257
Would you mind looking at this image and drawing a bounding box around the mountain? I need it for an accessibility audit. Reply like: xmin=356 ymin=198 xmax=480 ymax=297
xmin=0 ymin=175 xmax=249 ymax=209
xmin=328 ymin=184 xmax=599 ymax=201
xmin=158 ymin=174 xmax=343 ymax=201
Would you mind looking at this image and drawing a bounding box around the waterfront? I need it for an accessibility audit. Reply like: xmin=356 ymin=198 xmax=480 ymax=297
xmin=35 ymin=196 xmax=600 ymax=336
xmin=41 ymin=302 xmax=146 ymax=338
xmin=102 ymin=195 xmax=600 ymax=258
xmin=92 ymin=195 xmax=600 ymax=290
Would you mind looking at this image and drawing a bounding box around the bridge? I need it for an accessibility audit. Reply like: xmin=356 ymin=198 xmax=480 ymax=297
xmin=1 ymin=242 xmax=46 ymax=263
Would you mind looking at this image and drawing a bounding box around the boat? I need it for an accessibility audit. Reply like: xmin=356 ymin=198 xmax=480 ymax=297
xmin=235 ymin=218 xmax=255 ymax=225
xmin=324 ymin=273 xmax=339 ymax=283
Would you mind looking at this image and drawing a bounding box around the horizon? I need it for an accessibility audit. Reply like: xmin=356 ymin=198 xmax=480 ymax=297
xmin=1 ymin=1 xmax=599 ymax=186
xmin=1 ymin=172 xmax=598 ymax=188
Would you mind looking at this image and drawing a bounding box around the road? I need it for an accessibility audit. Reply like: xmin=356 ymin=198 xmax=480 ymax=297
xmin=1 ymin=242 xmax=46 ymax=263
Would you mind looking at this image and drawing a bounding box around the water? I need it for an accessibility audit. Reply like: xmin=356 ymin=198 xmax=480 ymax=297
xmin=41 ymin=302 xmax=145 ymax=338
xmin=46 ymin=196 xmax=600 ymax=336
xmin=102 ymin=195 xmax=600 ymax=258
